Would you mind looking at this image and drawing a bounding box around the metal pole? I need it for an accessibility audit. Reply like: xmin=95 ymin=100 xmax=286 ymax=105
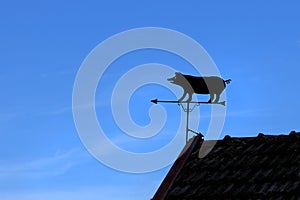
xmin=185 ymin=102 xmax=190 ymax=143
xmin=151 ymin=99 xmax=225 ymax=143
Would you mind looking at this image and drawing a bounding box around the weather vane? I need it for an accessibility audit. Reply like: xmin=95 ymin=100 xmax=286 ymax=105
xmin=151 ymin=72 xmax=231 ymax=143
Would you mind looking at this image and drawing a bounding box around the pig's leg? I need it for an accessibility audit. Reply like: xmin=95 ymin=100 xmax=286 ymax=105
xmin=208 ymin=93 xmax=214 ymax=103
xmin=178 ymin=91 xmax=187 ymax=102
xmin=186 ymin=92 xmax=192 ymax=102
xmin=214 ymin=93 xmax=220 ymax=103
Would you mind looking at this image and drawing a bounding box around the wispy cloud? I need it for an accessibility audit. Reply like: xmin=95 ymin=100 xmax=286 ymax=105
xmin=0 ymin=185 xmax=153 ymax=200
xmin=0 ymin=149 xmax=89 ymax=179
xmin=0 ymin=105 xmax=72 ymax=122
xmin=0 ymin=112 xmax=20 ymax=121
xmin=40 ymin=70 xmax=75 ymax=79
xmin=41 ymin=105 xmax=72 ymax=116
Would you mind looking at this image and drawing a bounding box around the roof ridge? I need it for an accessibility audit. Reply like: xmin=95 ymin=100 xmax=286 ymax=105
xmin=151 ymin=136 xmax=203 ymax=200
xmin=218 ymin=130 xmax=300 ymax=141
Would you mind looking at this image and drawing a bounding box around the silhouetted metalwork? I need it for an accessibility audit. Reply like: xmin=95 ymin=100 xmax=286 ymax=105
xmin=151 ymin=73 xmax=231 ymax=143
xmin=151 ymin=100 xmax=223 ymax=143
xmin=168 ymin=72 xmax=231 ymax=103
xmin=151 ymin=99 xmax=225 ymax=106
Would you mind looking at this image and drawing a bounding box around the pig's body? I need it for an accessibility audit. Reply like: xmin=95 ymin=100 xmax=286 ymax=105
xmin=168 ymin=72 xmax=231 ymax=103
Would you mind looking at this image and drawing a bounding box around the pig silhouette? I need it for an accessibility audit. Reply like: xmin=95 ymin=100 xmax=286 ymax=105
xmin=168 ymin=72 xmax=231 ymax=103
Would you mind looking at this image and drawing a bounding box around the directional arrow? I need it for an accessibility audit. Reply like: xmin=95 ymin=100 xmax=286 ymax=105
xmin=151 ymin=99 xmax=178 ymax=104
xmin=151 ymin=99 xmax=225 ymax=106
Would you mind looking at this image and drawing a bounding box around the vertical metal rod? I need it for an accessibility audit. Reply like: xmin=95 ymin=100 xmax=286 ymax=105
xmin=185 ymin=102 xmax=190 ymax=143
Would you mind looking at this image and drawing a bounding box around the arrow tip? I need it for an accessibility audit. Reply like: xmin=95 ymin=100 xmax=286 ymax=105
xmin=220 ymin=101 xmax=226 ymax=106
xmin=151 ymin=99 xmax=158 ymax=104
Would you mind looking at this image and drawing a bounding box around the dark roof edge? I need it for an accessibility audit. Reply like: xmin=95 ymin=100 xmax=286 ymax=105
xmin=151 ymin=136 xmax=202 ymax=200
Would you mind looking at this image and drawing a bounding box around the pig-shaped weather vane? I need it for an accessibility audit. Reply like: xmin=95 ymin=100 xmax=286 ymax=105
xmin=151 ymin=72 xmax=231 ymax=142
xmin=152 ymin=72 xmax=231 ymax=105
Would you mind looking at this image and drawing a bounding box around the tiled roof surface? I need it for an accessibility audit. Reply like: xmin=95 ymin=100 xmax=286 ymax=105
xmin=153 ymin=131 xmax=300 ymax=200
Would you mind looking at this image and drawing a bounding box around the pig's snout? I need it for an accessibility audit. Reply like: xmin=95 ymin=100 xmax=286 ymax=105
xmin=168 ymin=76 xmax=176 ymax=82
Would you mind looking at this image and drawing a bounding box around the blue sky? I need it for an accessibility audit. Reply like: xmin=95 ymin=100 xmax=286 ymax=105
xmin=1 ymin=0 xmax=300 ymax=199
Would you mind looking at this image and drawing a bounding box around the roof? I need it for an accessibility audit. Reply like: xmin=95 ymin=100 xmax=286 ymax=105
xmin=152 ymin=131 xmax=300 ymax=200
